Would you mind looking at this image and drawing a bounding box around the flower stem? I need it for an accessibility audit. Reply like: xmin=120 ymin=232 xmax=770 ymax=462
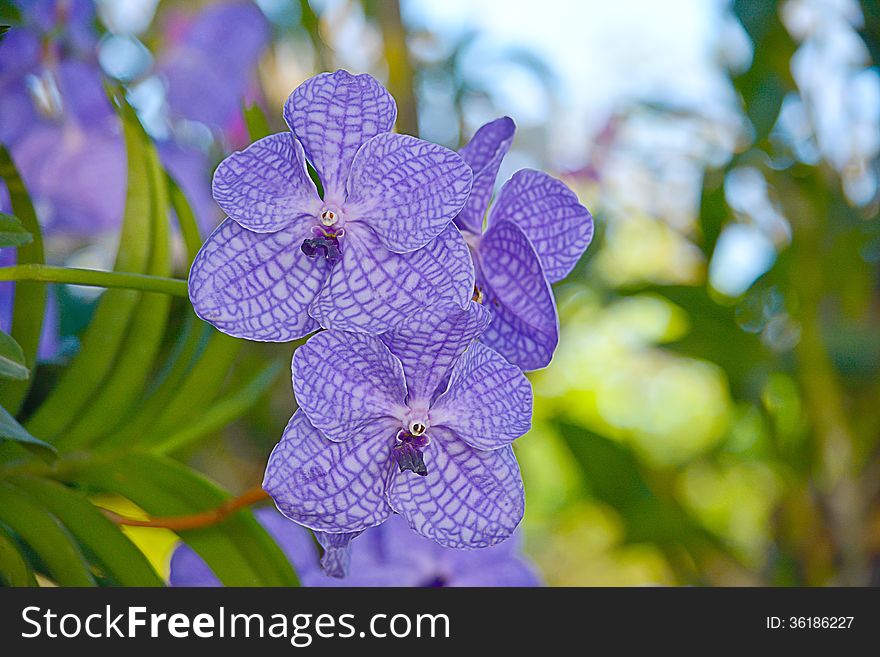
xmin=0 ymin=264 xmax=189 ymax=298
xmin=102 ymin=485 xmax=269 ymax=531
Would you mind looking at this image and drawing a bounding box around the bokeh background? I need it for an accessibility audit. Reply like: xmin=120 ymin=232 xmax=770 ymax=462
xmin=2 ymin=0 xmax=879 ymax=586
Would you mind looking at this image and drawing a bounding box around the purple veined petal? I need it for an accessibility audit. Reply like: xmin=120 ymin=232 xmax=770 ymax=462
xmin=264 ymin=411 xmax=397 ymax=533
xmin=344 ymin=133 xmax=474 ymax=253
xmin=476 ymin=220 xmax=559 ymax=371
xmin=188 ymin=218 xmax=326 ymax=341
xmin=309 ymin=222 xmax=474 ymax=335
xmin=314 ymin=530 xmax=363 ymax=578
xmin=431 ymin=341 xmax=532 ymax=450
xmin=292 ymin=331 xmax=407 ymax=442
xmin=488 ymin=169 xmax=593 ymax=282
xmin=380 ymin=301 xmax=490 ymax=406
xmin=389 ymin=428 xmax=525 ymax=548
xmin=212 ymin=132 xmax=322 ymax=233
xmin=455 ymin=117 xmax=515 ymax=236
xmin=284 ymin=70 xmax=397 ymax=201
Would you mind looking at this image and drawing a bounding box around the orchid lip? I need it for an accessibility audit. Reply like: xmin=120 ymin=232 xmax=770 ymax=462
xmin=392 ymin=428 xmax=430 ymax=476
xmin=301 ymin=225 xmax=344 ymax=262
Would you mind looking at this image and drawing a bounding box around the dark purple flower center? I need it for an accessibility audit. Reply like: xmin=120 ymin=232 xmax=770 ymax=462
xmin=392 ymin=429 xmax=429 ymax=476
xmin=301 ymin=226 xmax=343 ymax=262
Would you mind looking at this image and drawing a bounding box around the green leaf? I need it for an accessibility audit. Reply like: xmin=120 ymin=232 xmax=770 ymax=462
xmin=99 ymin=164 xmax=208 ymax=451
xmin=0 ymin=526 xmax=37 ymax=586
xmin=242 ymin=101 xmax=271 ymax=141
xmin=0 ymin=0 xmax=21 ymax=23
xmin=731 ymin=0 xmax=797 ymax=146
xmin=134 ymin=332 xmax=243 ymax=448
xmin=70 ymin=452 xmax=299 ymax=586
xmin=57 ymin=144 xmax=172 ymax=450
xmin=0 ymin=212 xmax=32 ymax=247
xmin=0 ymin=328 xmax=28 ymax=381
xmin=617 ymin=285 xmax=773 ymax=399
xmin=102 ymin=329 xmax=241 ymax=451
xmin=8 ymin=476 xmax=164 ymax=586
xmin=698 ymin=169 xmax=728 ymax=258
xmin=0 ymin=482 xmax=96 ymax=586
xmin=0 ymin=404 xmax=55 ymax=454
xmin=167 ymin=174 xmax=202 ymax=262
xmin=99 ymin=317 xmax=211 ymax=450
xmin=0 ymin=146 xmax=46 ymax=414
xmin=24 ymin=93 xmax=153 ymax=441
xmin=152 ymin=360 xmax=285 ymax=455
xmin=556 ymin=422 xmax=721 ymax=550
xmin=557 ymin=421 xmax=653 ymax=510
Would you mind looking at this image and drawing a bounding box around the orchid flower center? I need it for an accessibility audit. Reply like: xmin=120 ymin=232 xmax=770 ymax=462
xmin=393 ymin=417 xmax=431 ymax=476
xmin=302 ymin=206 xmax=346 ymax=262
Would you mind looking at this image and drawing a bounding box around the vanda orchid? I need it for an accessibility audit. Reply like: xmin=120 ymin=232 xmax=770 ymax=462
xmin=185 ymin=69 xmax=594 ymax=579
xmin=263 ymin=301 xmax=532 ymax=549
xmin=456 ymin=117 xmax=594 ymax=370
xmin=188 ymin=69 xmax=475 ymax=340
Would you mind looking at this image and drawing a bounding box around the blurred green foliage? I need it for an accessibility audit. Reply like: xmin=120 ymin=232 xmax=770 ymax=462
xmin=518 ymin=0 xmax=880 ymax=585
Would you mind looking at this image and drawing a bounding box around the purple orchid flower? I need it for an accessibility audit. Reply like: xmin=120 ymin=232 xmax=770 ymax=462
xmin=263 ymin=301 xmax=532 ymax=548
xmin=456 ymin=117 xmax=594 ymax=371
xmin=188 ymin=69 xmax=475 ymax=340
xmin=169 ymin=509 xmax=540 ymax=587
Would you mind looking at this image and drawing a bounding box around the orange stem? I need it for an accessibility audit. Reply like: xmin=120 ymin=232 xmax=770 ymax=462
xmin=103 ymin=486 xmax=269 ymax=531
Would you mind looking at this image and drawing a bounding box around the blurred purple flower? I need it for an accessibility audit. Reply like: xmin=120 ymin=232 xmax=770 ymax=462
xmin=169 ymin=509 xmax=540 ymax=587
xmin=332 ymin=514 xmax=541 ymax=586
xmin=0 ymin=1 xmax=110 ymax=360
xmin=157 ymin=1 xmax=270 ymax=139
xmin=264 ymin=301 xmax=532 ymax=548
xmin=148 ymin=2 xmax=272 ymax=227
xmin=456 ymin=118 xmax=594 ymax=370
xmin=157 ymin=141 xmax=219 ymax=231
xmin=0 ymin=1 xmax=125 ymax=236
xmin=188 ymin=70 xmax=474 ymax=340
xmin=1 ymin=1 xmax=272 ymax=237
